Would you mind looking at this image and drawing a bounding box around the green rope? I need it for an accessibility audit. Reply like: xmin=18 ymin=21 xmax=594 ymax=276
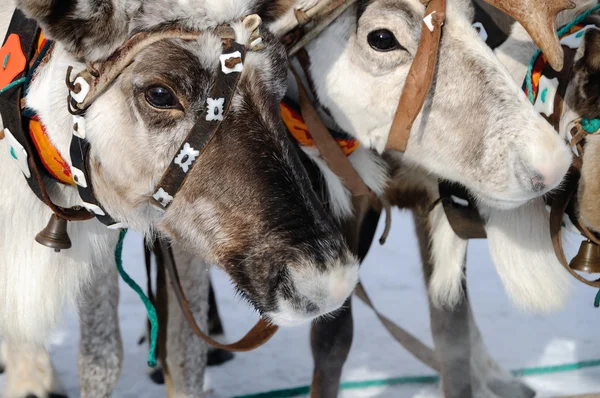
xmin=2 ymin=53 xmax=9 ymax=69
xmin=0 ymin=77 xmax=26 ymax=95
xmin=114 ymin=229 xmax=158 ymax=367
xmin=232 ymin=359 xmax=600 ymax=398
xmin=595 ymin=289 xmax=600 ymax=308
xmin=525 ymin=3 xmax=600 ymax=103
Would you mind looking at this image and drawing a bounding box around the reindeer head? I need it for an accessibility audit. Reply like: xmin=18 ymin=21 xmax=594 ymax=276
xmin=300 ymin=0 xmax=573 ymax=209
xmin=13 ymin=0 xmax=358 ymax=326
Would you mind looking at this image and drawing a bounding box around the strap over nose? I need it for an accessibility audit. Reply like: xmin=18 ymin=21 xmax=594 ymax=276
xmin=385 ymin=0 xmax=446 ymax=153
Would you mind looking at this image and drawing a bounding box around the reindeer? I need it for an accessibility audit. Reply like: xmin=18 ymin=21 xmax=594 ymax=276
xmin=0 ymin=0 xmax=367 ymax=396
xmin=493 ymin=0 xmax=600 ymax=238
xmin=0 ymin=0 xmax=579 ymax=397
xmin=138 ymin=1 xmax=580 ymax=397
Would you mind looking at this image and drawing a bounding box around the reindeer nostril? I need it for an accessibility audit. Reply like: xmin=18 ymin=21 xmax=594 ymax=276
xmin=531 ymin=174 xmax=546 ymax=193
xmin=305 ymin=301 xmax=319 ymax=314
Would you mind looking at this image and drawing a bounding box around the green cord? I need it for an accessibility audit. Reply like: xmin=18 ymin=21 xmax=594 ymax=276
xmin=595 ymin=289 xmax=600 ymax=308
xmin=232 ymin=359 xmax=600 ymax=398
xmin=0 ymin=77 xmax=26 ymax=95
xmin=2 ymin=53 xmax=9 ymax=69
xmin=114 ymin=229 xmax=158 ymax=367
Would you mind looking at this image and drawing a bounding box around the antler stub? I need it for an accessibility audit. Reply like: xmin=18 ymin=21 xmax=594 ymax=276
xmin=482 ymin=0 xmax=576 ymax=71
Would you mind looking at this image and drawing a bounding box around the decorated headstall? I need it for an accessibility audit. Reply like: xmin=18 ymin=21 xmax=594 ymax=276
xmin=0 ymin=9 xmax=264 ymax=250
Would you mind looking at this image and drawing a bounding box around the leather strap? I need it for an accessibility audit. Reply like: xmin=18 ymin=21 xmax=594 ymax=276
xmin=152 ymin=238 xmax=279 ymax=352
xmin=386 ymin=0 xmax=446 ymax=152
xmin=354 ymin=281 xmax=440 ymax=371
xmin=439 ymin=182 xmax=487 ymax=240
xmin=292 ymin=68 xmax=371 ymax=198
xmin=70 ymin=30 xmax=208 ymax=111
xmin=69 ymin=133 xmax=116 ymax=225
xmin=151 ymin=40 xmax=246 ymax=211
xmin=0 ymin=10 xmax=93 ymax=222
xmin=549 ymin=168 xmax=600 ymax=288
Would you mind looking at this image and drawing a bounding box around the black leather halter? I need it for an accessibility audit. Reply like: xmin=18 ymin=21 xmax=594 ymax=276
xmin=1 ymin=9 xmax=256 ymax=228
xmin=0 ymin=10 xmax=93 ymax=222
xmin=66 ymin=33 xmax=249 ymax=226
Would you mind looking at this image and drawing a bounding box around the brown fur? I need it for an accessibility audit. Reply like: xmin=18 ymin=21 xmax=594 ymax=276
xmin=573 ymin=29 xmax=600 ymax=232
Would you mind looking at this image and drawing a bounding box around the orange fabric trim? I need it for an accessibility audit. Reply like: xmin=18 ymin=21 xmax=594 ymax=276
xmin=24 ymin=30 xmax=74 ymax=185
xmin=0 ymin=34 xmax=27 ymax=88
xmin=29 ymin=118 xmax=75 ymax=186
xmin=280 ymin=101 xmax=359 ymax=157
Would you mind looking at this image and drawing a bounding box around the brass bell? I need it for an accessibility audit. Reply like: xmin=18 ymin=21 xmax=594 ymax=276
xmin=35 ymin=214 xmax=72 ymax=252
xmin=570 ymin=240 xmax=600 ymax=274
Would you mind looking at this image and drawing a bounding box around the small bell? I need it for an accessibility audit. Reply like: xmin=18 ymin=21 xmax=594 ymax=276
xmin=35 ymin=214 xmax=71 ymax=252
xmin=570 ymin=240 xmax=600 ymax=274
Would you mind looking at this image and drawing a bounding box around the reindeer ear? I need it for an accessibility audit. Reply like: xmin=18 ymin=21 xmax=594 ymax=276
xmin=16 ymin=0 xmax=129 ymax=61
xmin=254 ymin=0 xmax=297 ymax=23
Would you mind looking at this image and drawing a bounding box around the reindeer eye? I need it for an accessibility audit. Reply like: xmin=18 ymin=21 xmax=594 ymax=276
xmin=367 ymin=29 xmax=401 ymax=52
xmin=145 ymin=85 xmax=180 ymax=109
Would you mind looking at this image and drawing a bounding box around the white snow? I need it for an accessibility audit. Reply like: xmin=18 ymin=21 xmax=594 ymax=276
xmin=3 ymin=208 xmax=600 ymax=397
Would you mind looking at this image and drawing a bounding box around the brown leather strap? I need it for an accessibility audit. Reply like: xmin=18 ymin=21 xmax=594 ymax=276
xmin=386 ymin=0 xmax=446 ymax=152
xmin=154 ymin=239 xmax=279 ymax=352
xmin=292 ymin=68 xmax=371 ymax=197
xmin=549 ymin=169 xmax=600 ymax=288
xmin=354 ymin=281 xmax=440 ymax=371
xmin=439 ymin=182 xmax=487 ymax=240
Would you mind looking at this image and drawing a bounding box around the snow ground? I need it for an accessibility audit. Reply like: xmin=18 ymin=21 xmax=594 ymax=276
xmin=2 ymin=208 xmax=600 ymax=397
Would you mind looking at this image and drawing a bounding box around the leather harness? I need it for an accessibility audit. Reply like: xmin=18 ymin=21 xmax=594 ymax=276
xmin=0 ymin=10 xmax=279 ymax=352
xmin=0 ymin=10 xmax=93 ymax=222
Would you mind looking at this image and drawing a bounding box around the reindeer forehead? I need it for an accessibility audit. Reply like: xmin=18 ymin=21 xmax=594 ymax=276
xmin=359 ymin=0 xmax=422 ymax=17
xmin=357 ymin=0 xmax=423 ymax=41
xmin=129 ymin=0 xmax=254 ymax=32
xmin=358 ymin=0 xmax=422 ymax=28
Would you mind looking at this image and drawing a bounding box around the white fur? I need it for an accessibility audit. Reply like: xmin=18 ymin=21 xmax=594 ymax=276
xmin=1 ymin=340 xmax=65 ymax=398
xmin=472 ymin=1 xmax=600 ymax=312
xmin=266 ymin=253 xmax=359 ymax=326
xmin=428 ymin=204 xmax=468 ymax=309
xmin=482 ymin=200 xmax=572 ymax=313
xmin=301 ymin=146 xmax=353 ymax=219
xmin=300 ymin=146 xmax=388 ymax=220
xmin=0 ymin=124 xmax=118 ymax=345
